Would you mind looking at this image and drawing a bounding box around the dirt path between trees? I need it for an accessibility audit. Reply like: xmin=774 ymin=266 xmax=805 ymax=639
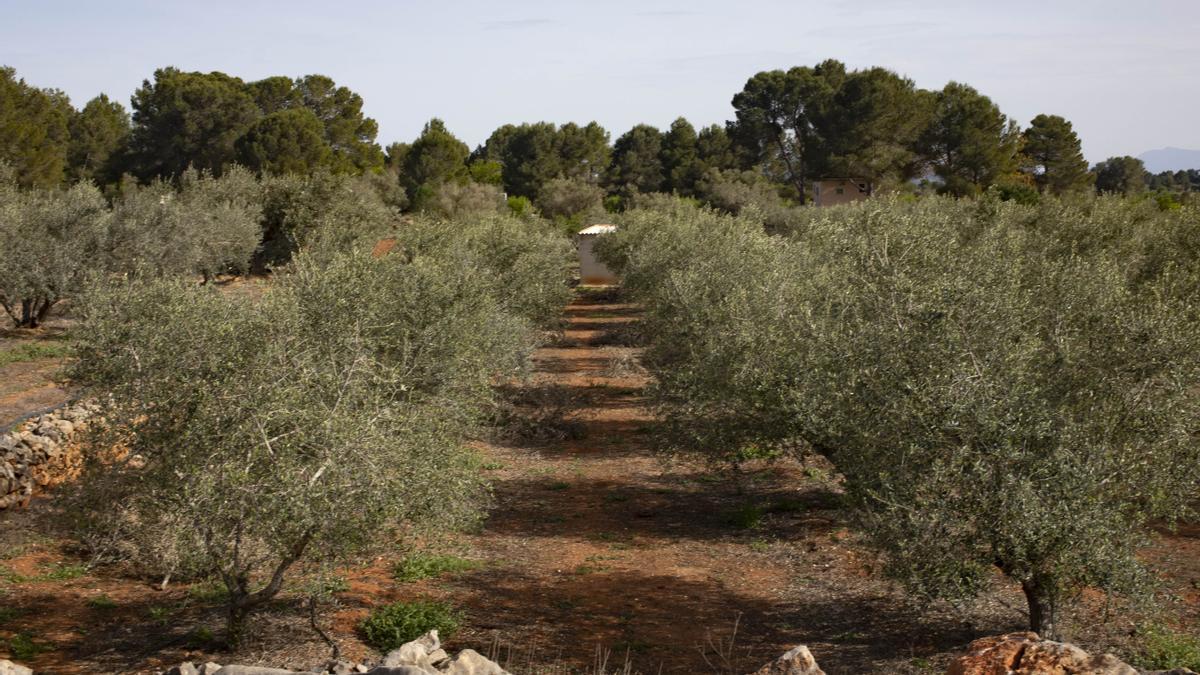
xmin=2 ymin=289 xmax=1196 ymax=674
xmin=338 ymin=290 xmax=995 ymax=674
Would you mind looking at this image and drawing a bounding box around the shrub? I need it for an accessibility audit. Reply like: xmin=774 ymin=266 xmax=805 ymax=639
xmin=359 ymin=600 xmax=461 ymax=653
xmin=87 ymin=594 xmax=117 ymax=609
xmin=692 ymin=168 xmax=801 ymax=232
xmin=725 ymin=504 xmax=764 ymax=530
xmin=393 ymin=553 xmax=478 ymax=582
xmin=0 ymin=341 xmax=73 ymax=367
xmin=507 ymin=195 xmax=535 ymax=218
xmin=8 ymin=632 xmax=48 ymax=660
xmin=1136 ymin=624 xmax=1200 ymax=672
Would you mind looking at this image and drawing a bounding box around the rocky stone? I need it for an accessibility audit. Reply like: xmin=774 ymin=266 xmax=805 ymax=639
xmin=212 ymin=667 xmax=299 ymax=675
xmin=1 ymin=400 xmax=96 ymax=510
xmin=382 ymin=630 xmax=444 ymax=671
xmin=327 ymin=661 xmax=355 ymax=675
xmin=0 ymin=659 xmax=34 ymax=675
xmin=34 ymin=422 xmax=62 ymax=443
xmin=167 ymin=663 xmax=200 ymax=675
xmin=440 ymin=650 xmax=509 ymax=675
xmin=946 ymin=632 xmax=1185 ymax=675
xmin=197 ymin=663 xmax=224 ymax=675
xmin=365 ymin=668 xmax=437 ymax=675
xmin=750 ymin=645 xmax=825 ymax=675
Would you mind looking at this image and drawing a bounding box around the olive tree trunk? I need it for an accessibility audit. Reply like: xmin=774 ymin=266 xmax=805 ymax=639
xmin=218 ymin=530 xmax=313 ymax=647
xmin=4 ymin=297 xmax=58 ymax=328
xmin=1021 ymin=576 xmax=1061 ymax=640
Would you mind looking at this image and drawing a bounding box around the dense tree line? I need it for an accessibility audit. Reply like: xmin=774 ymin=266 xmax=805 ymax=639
xmin=6 ymin=60 xmax=1191 ymax=222
xmin=1 ymin=66 xmax=384 ymax=189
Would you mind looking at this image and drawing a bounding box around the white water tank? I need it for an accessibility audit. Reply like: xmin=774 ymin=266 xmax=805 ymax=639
xmin=577 ymin=224 xmax=618 ymax=285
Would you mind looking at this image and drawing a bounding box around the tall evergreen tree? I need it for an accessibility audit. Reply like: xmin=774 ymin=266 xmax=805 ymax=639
xmin=1021 ymin=114 xmax=1091 ymax=194
xmin=695 ymin=124 xmax=741 ymax=173
xmin=556 ymin=121 xmax=610 ymax=184
xmin=919 ymin=82 xmax=1020 ymax=196
xmin=495 ymin=123 xmax=561 ymax=199
xmin=1093 ymin=156 xmax=1147 ymax=195
xmin=0 ymin=66 xmax=73 ymax=188
xmin=818 ymin=67 xmax=932 ymax=191
xmin=607 ymin=124 xmax=665 ymax=196
xmin=247 ymin=75 xmax=300 ymax=114
xmin=401 ymin=118 xmax=469 ymax=204
xmin=128 ymin=68 xmax=259 ymax=179
xmin=235 ymin=108 xmax=331 ymax=175
xmin=68 ymin=94 xmax=130 ymax=185
xmin=246 ymin=75 xmax=384 ymax=174
xmin=660 ymin=117 xmax=702 ymax=195
xmin=730 ymin=61 xmax=842 ymax=203
xmin=291 ymin=75 xmax=383 ymax=173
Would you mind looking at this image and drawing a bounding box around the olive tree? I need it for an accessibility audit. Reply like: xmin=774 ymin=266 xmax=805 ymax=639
xmin=257 ymin=170 xmax=397 ymax=267
xmin=107 ymin=166 xmax=261 ymax=280
xmin=69 ymin=246 xmax=538 ymax=643
xmin=601 ymin=196 xmax=1200 ymax=639
xmin=400 ymin=213 xmax=574 ymax=329
xmin=0 ymin=170 xmax=110 ymax=327
xmin=535 ymin=176 xmax=605 ymax=230
xmin=417 ymin=180 xmax=506 ymax=220
xmin=795 ymin=204 xmax=1200 ymax=638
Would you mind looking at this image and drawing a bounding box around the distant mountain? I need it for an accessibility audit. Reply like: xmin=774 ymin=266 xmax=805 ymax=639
xmin=1138 ymin=147 xmax=1200 ymax=173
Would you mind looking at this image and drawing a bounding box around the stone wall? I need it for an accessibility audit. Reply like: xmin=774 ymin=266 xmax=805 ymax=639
xmin=0 ymin=401 xmax=96 ymax=510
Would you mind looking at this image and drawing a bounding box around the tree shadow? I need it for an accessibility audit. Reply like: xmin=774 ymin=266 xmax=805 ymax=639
xmin=481 ymin=468 xmax=847 ymax=545
xmin=444 ymin=564 xmax=1005 ymax=674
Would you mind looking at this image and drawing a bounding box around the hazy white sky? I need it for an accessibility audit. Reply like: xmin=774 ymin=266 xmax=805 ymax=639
xmin=2 ymin=0 xmax=1197 ymax=162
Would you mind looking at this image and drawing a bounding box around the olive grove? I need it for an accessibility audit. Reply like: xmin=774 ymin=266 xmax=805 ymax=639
xmin=67 ymin=210 xmax=572 ymax=643
xmin=596 ymin=195 xmax=1200 ymax=639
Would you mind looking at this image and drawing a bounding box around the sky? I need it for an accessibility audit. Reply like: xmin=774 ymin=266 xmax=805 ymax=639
xmin=2 ymin=0 xmax=1198 ymax=163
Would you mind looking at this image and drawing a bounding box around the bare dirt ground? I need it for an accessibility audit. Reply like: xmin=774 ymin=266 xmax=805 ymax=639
xmin=0 ymin=319 xmax=73 ymax=430
xmin=1 ymin=289 xmax=1197 ymax=674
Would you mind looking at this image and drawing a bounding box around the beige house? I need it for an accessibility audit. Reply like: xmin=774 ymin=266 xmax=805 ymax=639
xmin=577 ymin=224 xmax=618 ymax=285
xmin=813 ymin=178 xmax=870 ymax=207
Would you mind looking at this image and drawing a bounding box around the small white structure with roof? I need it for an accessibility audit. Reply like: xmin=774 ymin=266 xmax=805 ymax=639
xmin=577 ymin=224 xmax=618 ymax=285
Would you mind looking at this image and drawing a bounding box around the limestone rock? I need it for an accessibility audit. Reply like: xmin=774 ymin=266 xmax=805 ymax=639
xmin=441 ymin=650 xmax=509 ymax=675
xmin=946 ymin=632 xmax=1179 ymax=675
xmin=948 ymin=632 xmax=1036 ymax=675
xmin=211 ymin=662 xmax=297 ymax=667
xmin=750 ymin=645 xmax=825 ymax=675
xmin=0 ymin=659 xmax=34 ymax=675
xmin=365 ymin=668 xmax=439 ymax=675
xmin=382 ymin=630 xmax=443 ymax=670
xmin=166 ymin=663 xmax=200 ymax=675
